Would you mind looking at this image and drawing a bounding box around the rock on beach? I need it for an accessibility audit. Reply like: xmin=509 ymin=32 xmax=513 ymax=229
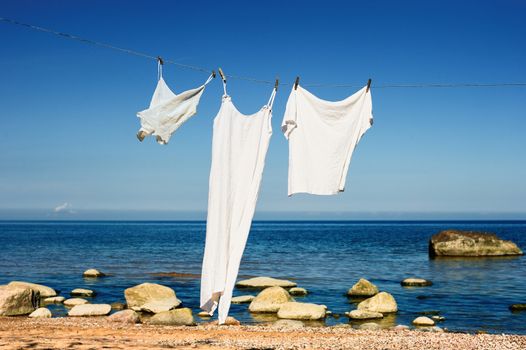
xmin=413 ymin=316 xmax=435 ymax=326
xmin=148 ymin=308 xmax=195 ymax=326
xmin=277 ymin=302 xmax=326 ymax=320
xmin=108 ymin=309 xmax=140 ymax=323
xmin=8 ymin=281 xmax=56 ymax=298
xmin=249 ymin=286 xmax=294 ymax=313
xmin=429 ymin=230 xmax=523 ymax=257
xmin=0 ymin=285 xmax=39 ymax=316
xmin=29 ymin=307 xmax=52 ymax=318
xmin=357 ymin=292 xmax=398 ymax=313
xmin=68 ymin=304 xmax=111 ymax=317
xmin=124 ymin=283 xmax=181 ymax=313
xmin=348 ymin=309 xmax=384 ymax=320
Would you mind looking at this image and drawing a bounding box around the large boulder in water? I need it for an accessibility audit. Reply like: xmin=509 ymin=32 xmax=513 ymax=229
xmin=124 ymin=283 xmax=181 ymax=313
xmin=347 ymin=278 xmax=379 ymax=297
xmin=249 ymin=286 xmax=294 ymax=313
xmin=429 ymin=230 xmax=523 ymax=257
xmin=277 ymin=302 xmax=326 ymax=320
xmin=0 ymin=285 xmax=39 ymax=316
xmin=357 ymin=292 xmax=398 ymax=313
xmin=236 ymin=277 xmax=296 ymax=289
xmin=8 ymin=281 xmax=56 ymax=298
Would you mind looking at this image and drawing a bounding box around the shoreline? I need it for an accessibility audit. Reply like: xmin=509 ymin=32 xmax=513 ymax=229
xmin=1 ymin=317 xmax=525 ymax=350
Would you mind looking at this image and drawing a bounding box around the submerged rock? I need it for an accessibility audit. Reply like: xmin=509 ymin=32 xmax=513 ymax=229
xmin=68 ymin=304 xmax=111 ymax=316
xmin=83 ymin=269 xmax=105 ymax=278
xmin=289 ymin=287 xmax=308 ymax=296
xmin=236 ymin=277 xmax=296 ymax=289
xmin=412 ymin=316 xmax=435 ymax=326
xmin=29 ymin=307 xmax=52 ymax=318
xmin=148 ymin=308 xmax=195 ymax=326
xmin=64 ymin=298 xmax=88 ymax=307
xmin=8 ymin=281 xmax=56 ymax=298
xmin=277 ymin=302 xmax=326 ymax=320
xmin=432 ymin=315 xmax=446 ymax=322
xmin=401 ymin=278 xmax=432 ymax=287
xmin=231 ymin=295 xmax=255 ymax=304
xmin=249 ymin=286 xmax=294 ymax=313
xmin=347 ymin=278 xmax=379 ymax=297
xmin=0 ymin=285 xmax=39 ymax=316
xmin=272 ymin=319 xmax=305 ymax=329
xmin=124 ymin=283 xmax=181 ymax=313
xmin=348 ymin=309 xmax=384 ymax=320
xmin=429 ymin=230 xmax=523 ymax=257
xmin=509 ymin=304 xmax=526 ymax=311
xmin=357 ymin=292 xmax=398 ymax=313
xmin=358 ymin=322 xmax=381 ymax=330
xmin=108 ymin=309 xmax=140 ymax=323
xmin=71 ymin=288 xmax=95 ymax=297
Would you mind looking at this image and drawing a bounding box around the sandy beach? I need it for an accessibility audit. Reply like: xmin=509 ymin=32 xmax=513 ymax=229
xmin=0 ymin=317 xmax=525 ymax=350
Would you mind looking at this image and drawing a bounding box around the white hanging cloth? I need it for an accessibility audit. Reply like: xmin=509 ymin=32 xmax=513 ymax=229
xmin=200 ymin=85 xmax=275 ymax=324
xmin=281 ymin=84 xmax=373 ymax=196
xmin=136 ymin=61 xmax=214 ymax=144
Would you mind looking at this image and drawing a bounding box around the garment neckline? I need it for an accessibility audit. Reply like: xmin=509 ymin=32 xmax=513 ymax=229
xmin=297 ymin=85 xmax=366 ymax=106
xmin=223 ymin=95 xmax=270 ymax=117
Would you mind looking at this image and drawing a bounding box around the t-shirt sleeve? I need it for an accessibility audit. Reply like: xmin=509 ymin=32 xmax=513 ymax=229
xmin=281 ymin=88 xmax=298 ymax=139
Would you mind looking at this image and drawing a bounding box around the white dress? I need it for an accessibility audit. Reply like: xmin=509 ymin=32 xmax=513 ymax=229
xmin=200 ymin=88 xmax=275 ymax=324
xmin=281 ymin=84 xmax=373 ymax=196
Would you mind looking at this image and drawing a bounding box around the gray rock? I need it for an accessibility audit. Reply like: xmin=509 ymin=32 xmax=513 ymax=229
xmin=83 ymin=269 xmax=105 ymax=277
xmin=401 ymin=278 xmax=433 ymax=287
xmin=357 ymin=292 xmax=398 ymax=313
xmin=44 ymin=296 xmax=65 ymax=304
xmin=249 ymin=286 xmax=294 ymax=313
xmin=236 ymin=277 xmax=297 ymax=289
xmin=412 ymin=316 xmax=435 ymax=326
xmin=429 ymin=230 xmax=523 ymax=257
xmin=124 ymin=283 xmax=181 ymax=313
xmin=68 ymin=304 xmax=111 ymax=316
xmin=277 ymin=302 xmax=326 ymax=320
xmin=71 ymin=288 xmax=96 ymax=297
xmin=7 ymin=281 xmax=56 ymax=298
xmin=348 ymin=309 xmax=384 ymax=320
xmin=231 ymin=295 xmax=255 ymax=304
xmin=148 ymin=308 xmax=195 ymax=326
xmin=29 ymin=307 xmax=52 ymax=318
xmin=64 ymin=298 xmax=89 ymax=307
xmin=347 ymin=278 xmax=379 ymax=297
xmin=0 ymin=286 xmax=39 ymax=316
xmin=108 ymin=309 xmax=140 ymax=323
xmin=289 ymin=287 xmax=308 ymax=296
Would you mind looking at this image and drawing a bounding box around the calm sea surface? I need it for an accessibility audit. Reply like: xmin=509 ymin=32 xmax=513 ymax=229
xmin=0 ymin=221 xmax=525 ymax=334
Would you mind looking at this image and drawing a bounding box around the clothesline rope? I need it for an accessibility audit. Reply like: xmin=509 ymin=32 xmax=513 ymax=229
xmin=2 ymin=16 xmax=526 ymax=89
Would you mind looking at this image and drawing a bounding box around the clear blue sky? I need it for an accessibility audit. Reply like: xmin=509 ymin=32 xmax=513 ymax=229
xmin=1 ymin=0 xmax=525 ymax=220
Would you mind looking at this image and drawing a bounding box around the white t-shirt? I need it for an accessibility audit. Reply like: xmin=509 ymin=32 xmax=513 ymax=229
xmin=281 ymin=84 xmax=373 ymax=196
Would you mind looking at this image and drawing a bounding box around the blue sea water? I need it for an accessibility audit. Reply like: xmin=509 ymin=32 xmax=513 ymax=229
xmin=0 ymin=220 xmax=525 ymax=334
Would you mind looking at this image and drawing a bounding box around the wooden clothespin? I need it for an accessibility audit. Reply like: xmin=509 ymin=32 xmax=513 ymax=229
xmin=274 ymin=77 xmax=279 ymax=91
xmin=218 ymin=67 xmax=226 ymax=83
xmin=366 ymin=78 xmax=372 ymax=93
xmin=294 ymin=76 xmax=300 ymax=90
xmin=157 ymin=56 xmax=164 ymax=65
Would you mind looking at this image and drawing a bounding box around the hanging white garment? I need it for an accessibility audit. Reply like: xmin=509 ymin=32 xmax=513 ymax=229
xmin=281 ymin=84 xmax=373 ymax=196
xmin=200 ymin=84 xmax=275 ymax=324
xmin=136 ymin=63 xmax=214 ymax=144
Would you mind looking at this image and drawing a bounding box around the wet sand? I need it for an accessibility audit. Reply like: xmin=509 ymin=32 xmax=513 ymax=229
xmin=0 ymin=317 xmax=525 ymax=350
